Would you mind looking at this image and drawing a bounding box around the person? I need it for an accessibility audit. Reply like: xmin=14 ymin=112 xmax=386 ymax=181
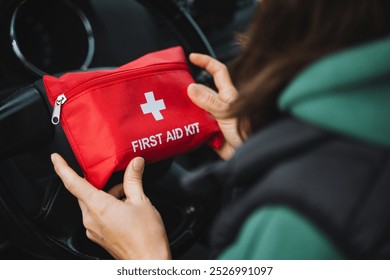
xmin=51 ymin=0 xmax=390 ymax=259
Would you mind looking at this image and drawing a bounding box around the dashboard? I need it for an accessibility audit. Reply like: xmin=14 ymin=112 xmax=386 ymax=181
xmin=0 ymin=0 xmax=187 ymax=91
xmin=0 ymin=0 xmax=255 ymax=91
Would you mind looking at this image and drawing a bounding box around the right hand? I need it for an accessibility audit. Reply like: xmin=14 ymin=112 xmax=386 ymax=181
xmin=51 ymin=154 xmax=171 ymax=260
xmin=188 ymin=53 xmax=243 ymax=160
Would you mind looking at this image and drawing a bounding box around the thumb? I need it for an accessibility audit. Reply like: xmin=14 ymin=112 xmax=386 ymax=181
xmin=123 ymin=157 xmax=146 ymax=202
xmin=187 ymin=83 xmax=227 ymax=118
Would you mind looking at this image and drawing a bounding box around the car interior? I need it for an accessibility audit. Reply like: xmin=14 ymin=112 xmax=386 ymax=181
xmin=0 ymin=0 xmax=257 ymax=259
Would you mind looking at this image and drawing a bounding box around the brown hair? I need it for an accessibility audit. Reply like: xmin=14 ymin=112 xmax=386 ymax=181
xmin=230 ymin=0 xmax=390 ymax=137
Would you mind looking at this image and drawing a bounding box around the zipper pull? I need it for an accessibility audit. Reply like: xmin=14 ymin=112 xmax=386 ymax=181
xmin=51 ymin=94 xmax=67 ymax=125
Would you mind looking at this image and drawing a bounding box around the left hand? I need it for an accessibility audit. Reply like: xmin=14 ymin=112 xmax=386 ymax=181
xmin=51 ymin=153 xmax=171 ymax=260
xmin=187 ymin=53 xmax=242 ymax=160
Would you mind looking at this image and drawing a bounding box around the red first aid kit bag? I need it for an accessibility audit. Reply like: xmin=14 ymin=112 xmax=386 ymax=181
xmin=43 ymin=46 xmax=223 ymax=189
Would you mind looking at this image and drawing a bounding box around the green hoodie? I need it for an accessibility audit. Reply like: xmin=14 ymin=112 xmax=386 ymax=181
xmin=280 ymin=36 xmax=390 ymax=148
xmin=219 ymin=36 xmax=390 ymax=260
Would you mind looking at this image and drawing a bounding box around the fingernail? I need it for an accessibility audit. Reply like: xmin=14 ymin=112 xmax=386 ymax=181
xmin=188 ymin=83 xmax=198 ymax=95
xmin=188 ymin=84 xmax=205 ymax=101
xmin=189 ymin=53 xmax=199 ymax=58
xmin=132 ymin=157 xmax=145 ymax=171
xmin=50 ymin=153 xmax=57 ymax=164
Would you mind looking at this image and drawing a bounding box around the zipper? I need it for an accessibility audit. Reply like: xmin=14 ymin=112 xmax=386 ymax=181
xmin=49 ymin=62 xmax=188 ymax=125
xmin=51 ymin=94 xmax=67 ymax=125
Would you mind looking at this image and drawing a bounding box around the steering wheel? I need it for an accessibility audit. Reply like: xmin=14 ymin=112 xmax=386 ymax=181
xmin=0 ymin=0 xmax=218 ymax=259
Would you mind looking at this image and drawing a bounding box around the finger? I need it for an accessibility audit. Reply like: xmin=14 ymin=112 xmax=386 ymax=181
xmin=189 ymin=53 xmax=237 ymax=101
xmin=51 ymin=153 xmax=103 ymax=208
xmin=187 ymin=83 xmax=229 ymax=119
xmin=123 ymin=157 xmax=146 ymax=202
xmin=107 ymin=184 xmax=125 ymax=199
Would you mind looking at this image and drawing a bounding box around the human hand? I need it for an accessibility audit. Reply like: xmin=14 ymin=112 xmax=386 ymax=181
xmin=51 ymin=153 xmax=171 ymax=260
xmin=188 ymin=53 xmax=242 ymax=160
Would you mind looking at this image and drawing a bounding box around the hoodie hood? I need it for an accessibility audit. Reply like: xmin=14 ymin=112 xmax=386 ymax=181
xmin=279 ymin=36 xmax=390 ymax=148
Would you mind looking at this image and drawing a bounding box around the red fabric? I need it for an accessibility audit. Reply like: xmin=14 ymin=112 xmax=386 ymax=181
xmin=44 ymin=46 xmax=223 ymax=189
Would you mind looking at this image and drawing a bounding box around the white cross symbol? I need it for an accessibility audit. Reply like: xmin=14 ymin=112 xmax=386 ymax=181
xmin=140 ymin=91 xmax=166 ymax=121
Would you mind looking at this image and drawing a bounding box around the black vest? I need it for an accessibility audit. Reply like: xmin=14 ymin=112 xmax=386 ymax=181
xmin=182 ymin=117 xmax=390 ymax=259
